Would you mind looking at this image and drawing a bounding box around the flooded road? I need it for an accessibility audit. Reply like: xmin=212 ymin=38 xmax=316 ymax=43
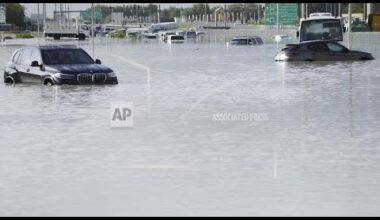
xmin=1 ymin=34 xmax=380 ymax=216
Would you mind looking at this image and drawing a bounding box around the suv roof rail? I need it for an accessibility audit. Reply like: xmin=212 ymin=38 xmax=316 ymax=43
xmin=39 ymin=44 xmax=78 ymax=49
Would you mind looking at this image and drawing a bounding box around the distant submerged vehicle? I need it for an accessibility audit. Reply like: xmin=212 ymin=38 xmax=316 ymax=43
xmin=274 ymin=40 xmax=374 ymax=61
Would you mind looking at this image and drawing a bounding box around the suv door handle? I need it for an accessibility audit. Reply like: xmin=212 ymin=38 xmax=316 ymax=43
xmin=26 ymin=68 xmax=30 ymax=72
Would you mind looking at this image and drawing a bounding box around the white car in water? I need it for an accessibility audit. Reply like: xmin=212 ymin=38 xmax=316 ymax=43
xmin=273 ymin=34 xmax=291 ymax=43
xmin=167 ymin=35 xmax=185 ymax=44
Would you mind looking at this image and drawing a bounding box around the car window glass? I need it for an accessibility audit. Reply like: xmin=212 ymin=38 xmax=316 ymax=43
xmin=327 ymin=42 xmax=345 ymax=52
xmin=41 ymin=49 xmax=94 ymax=65
xmin=307 ymin=43 xmax=329 ymax=52
xmin=31 ymin=48 xmax=41 ymax=63
xmin=252 ymin=38 xmax=257 ymax=45
xmin=255 ymin=38 xmax=263 ymax=44
xmin=240 ymin=39 xmax=247 ymax=44
xmin=20 ymin=48 xmax=32 ymax=65
xmin=12 ymin=50 xmax=21 ymax=64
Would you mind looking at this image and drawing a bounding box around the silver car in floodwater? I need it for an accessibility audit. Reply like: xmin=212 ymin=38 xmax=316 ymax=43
xmin=275 ymin=40 xmax=374 ymax=61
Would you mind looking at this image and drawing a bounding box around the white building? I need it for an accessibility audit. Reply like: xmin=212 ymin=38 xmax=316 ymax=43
xmin=111 ymin=12 xmax=123 ymax=25
xmin=0 ymin=6 xmax=6 ymax=24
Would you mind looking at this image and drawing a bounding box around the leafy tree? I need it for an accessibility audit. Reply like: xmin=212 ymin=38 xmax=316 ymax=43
xmin=342 ymin=3 xmax=364 ymax=14
xmin=4 ymin=3 xmax=25 ymax=27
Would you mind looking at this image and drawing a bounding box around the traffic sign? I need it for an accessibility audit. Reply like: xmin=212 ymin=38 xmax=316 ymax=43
xmin=264 ymin=3 xmax=298 ymax=26
xmin=80 ymin=11 xmax=102 ymax=20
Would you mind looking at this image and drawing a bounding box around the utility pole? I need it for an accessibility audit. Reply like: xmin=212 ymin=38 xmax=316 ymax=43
xmin=37 ymin=3 xmax=40 ymax=42
xmin=257 ymin=4 xmax=260 ymax=24
xmin=92 ymin=3 xmax=95 ymax=57
xmin=276 ymin=3 xmax=279 ymax=34
xmin=203 ymin=3 xmax=207 ymax=22
xmin=157 ymin=4 xmax=160 ymax=23
xmin=301 ymin=3 xmax=305 ymax=19
xmin=60 ymin=3 xmax=63 ymax=28
xmin=43 ymin=3 xmax=46 ymax=33
xmin=242 ymin=3 xmax=245 ymax=24
xmin=338 ymin=3 xmax=341 ymax=16
xmin=305 ymin=3 xmax=308 ymax=18
xmin=348 ymin=3 xmax=352 ymax=49
xmin=215 ymin=7 xmax=222 ymax=27
xmin=224 ymin=4 xmax=227 ymax=28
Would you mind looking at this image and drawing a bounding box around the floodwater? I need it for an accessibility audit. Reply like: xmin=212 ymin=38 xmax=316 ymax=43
xmin=1 ymin=32 xmax=380 ymax=216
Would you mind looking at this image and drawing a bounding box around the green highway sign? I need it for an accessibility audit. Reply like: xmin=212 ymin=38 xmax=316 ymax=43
xmin=264 ymin=3 xmax=298 ymax=26
xmin=80 ymin=11 xmax=102 ymax=20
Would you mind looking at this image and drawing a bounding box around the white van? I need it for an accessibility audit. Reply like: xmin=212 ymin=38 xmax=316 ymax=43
xmin=167 ymin=35 xmax=185 ymax=44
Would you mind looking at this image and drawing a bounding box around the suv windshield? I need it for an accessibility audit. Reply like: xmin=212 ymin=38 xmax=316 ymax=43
xmin=41 ymin=49 xmax=94 ymax=65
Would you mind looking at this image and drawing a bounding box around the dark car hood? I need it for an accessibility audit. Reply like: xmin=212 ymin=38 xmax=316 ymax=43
xmin=349 ymin=50 xmax=374 ymax=58
xmin=45 ymin=64 xmax=113 ymax=74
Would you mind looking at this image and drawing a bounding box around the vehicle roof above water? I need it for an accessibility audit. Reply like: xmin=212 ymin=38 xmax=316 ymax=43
xmin=17 ymin=45 xmax=80 ymax=50
xmin=232 ymin=36 xmax=262 ymax=39
xmin=285 ymin=40 xmax=341 ymax=46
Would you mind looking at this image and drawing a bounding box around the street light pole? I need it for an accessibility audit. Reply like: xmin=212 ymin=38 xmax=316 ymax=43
xmin=92 ymin=3 xmax=94 ymax=57
xmin=37 ymin=3 xmax=40 ymax=44
xmin=224 ymin=4 xmax=227 ymax=28
xmin=215 ymin=7 xmax=222 ymax=27
xmin=338 ymin=3 xmax=341 ymax=16
xmin=348 ymin=3 xmax=352 ymax=49
xmin=276 ymin=3 xmax=279 ymax=35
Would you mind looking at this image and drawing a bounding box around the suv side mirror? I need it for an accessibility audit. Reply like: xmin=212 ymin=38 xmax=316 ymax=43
xmin=31 ymin=60 xmax=40 ymax=67
xmin=296 ymin=31 xmax=299 ymax=38
xmin=343 ymin=27 xmax=347 ymax=32
xmin=95 ymin=59 xmax=101 ymax=64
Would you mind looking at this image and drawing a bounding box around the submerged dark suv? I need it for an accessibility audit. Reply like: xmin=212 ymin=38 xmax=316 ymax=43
xmin=4 ymin=45 xmax=118 ymax=85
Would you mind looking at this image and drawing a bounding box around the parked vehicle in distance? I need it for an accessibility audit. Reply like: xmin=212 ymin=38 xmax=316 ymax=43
xmin=273 ymin=34 xmax=291 ymax=43
xmin=230 ymin=36 xmax=263 ymax=46
xmin=275 ymin=40 xmax=374 ymax=61
xmin=350 ymin=18 xmax=370 ymax=32
xmin=160 ymin=31 xmax=176 ymax=42
xmin=185 ymin=30 xmax=197 ymax=39
xmin=4 ymin=45 xmax=118 ymax=85
xmin=196 ymin=31 xmax=205 ymax=37
xmin=167 ymin=35 xmax=185 ymax=44
xmin=44 ymin=20 xmax=90 ymax=40
xmin=142 ymin=32 xmax=157 ymax=39
xmin=176 ymin=30 xmax=186 ymax=36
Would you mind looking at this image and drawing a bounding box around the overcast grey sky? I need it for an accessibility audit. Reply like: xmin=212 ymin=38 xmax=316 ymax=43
xmin=22 ymin=3 xmax=223 ymax=18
